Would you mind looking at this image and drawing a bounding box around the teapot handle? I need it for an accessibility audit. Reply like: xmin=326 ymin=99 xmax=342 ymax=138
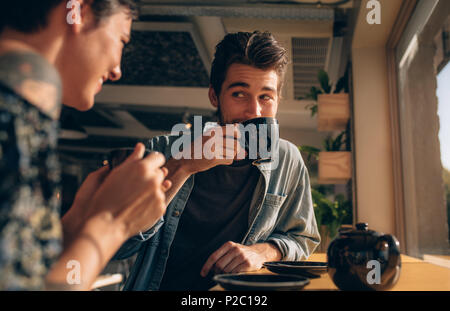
xmin=377 ymin=234 xmax=401 ymax=269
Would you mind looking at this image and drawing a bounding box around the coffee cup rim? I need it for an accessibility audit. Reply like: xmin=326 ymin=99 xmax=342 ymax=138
xmin=241 ymin=117 xmax=278 ymax=125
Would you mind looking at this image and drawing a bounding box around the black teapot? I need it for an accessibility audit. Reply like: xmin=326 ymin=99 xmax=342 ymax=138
xmin=327 ymin=223 xmax=401 ymax=291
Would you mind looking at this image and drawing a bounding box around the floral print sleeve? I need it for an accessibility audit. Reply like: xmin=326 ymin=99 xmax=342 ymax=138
xmin=0 ymin=50 xmax=63 ymax=290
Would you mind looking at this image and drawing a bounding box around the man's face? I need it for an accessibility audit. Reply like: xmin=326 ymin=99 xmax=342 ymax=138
xmin=209 ymin=63 xmax=280 ymax=124
xmin=58 ymin=7 xmax=132 ymax=111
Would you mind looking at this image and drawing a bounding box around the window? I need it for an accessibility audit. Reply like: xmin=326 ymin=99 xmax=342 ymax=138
xmin=392 ymin=0 xmax=450 ymax=257
xmin=437 ymin=63 xmax=450 ymax=241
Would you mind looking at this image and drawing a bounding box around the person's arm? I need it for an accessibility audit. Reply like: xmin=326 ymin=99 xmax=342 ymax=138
xmin=200 ymin=241 xmax=281 ymax=276
xmin=49 ymin=144 xmax=170 ymax=290
xmin=200 ymin=143 xmax=320 ymax=276
xmin=46 ymin=212 xmax=128 ymax=290
xmin=112 ymin=216 xmax=164 ymax=260
xmin=162 ymin=157 xmax=195 ymax=204
xmin=61 ymin=165 xmax=110 ymax=249
xmin=111 ymin=126 xmax=244 ymax=261
xmin=162 ymin=124 xmax=244 ymax=205
xmin=0 ymin=105 xmax=62 ymax=291
xmin=108 ymin=134 xmax=193 ymax=261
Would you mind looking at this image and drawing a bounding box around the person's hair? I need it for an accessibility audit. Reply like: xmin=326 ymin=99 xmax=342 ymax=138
xmin=210 ymin=31 xmax=289 ymax=97
xmin=0 ymin=0 xmax=138 ymax=34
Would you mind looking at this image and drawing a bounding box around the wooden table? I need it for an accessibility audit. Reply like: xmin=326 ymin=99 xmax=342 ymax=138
xmin=211 ymin=253 xmax=450 ymax=291
xmin=423 ymin=254 xmax=450 ymax=269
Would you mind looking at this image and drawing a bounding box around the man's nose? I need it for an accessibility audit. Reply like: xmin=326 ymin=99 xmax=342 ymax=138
xmin=109 ymin=66 xmax=122 ymax=82
xmin=245 ymin=97 xmax=262 ymax=119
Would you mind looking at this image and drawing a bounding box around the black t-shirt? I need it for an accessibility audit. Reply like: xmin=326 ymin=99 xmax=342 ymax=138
xmin=159 ymin=160 xmax=260 ymax=290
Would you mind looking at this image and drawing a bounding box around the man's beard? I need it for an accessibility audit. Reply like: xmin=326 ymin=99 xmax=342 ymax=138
xmin=215 ymin=100 xmax=242 ymax=125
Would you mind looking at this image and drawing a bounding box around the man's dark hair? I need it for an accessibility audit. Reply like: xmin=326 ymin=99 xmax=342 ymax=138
xmin=210 ymin=31 xmax=288 ymax=97
xmin=0 ymin=0 xmax=138 ymax=34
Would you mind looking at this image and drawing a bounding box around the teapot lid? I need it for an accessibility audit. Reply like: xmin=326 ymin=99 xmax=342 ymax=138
xmin=356 ymin=223 xmax=368 ymax=231
xmin=339 ymin=222 xmax=379 ymax=236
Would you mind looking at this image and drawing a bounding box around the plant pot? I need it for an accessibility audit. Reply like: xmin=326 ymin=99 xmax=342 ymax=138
xmin=317 ymin=93 xmax=350 ymax=131
xmin=318 ymin=151 xmax=352 ymax=184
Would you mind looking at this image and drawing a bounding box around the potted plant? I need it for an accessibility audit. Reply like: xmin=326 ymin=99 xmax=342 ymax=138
xmin=299 ymin=131 xmax=352 ymax=184
xmin=319 ymin=131 xmax=352 ymax=184
xmin=302 ymin=70 xmax=350 ymax=131
xmin=311 ymin=187 xmax=352 ymax=252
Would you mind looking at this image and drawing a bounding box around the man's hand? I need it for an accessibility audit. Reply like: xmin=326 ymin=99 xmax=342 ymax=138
xmin=89 ymin=144 xmax=169 ymax=237
xmin=47 ymin=144 xmax=171 ymax=290
xmin=200 ymin=241 xmax=282 ymax=277
xmin=180 ymin=124 xmax=245 ymax=175
xmin=61 ymin=165 xmax=110 ymax=243
xmin=62 ymin=143 xmax=171 ymax=243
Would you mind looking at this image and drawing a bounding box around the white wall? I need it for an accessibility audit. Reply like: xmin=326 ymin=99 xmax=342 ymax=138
xmin=351 ymin=0 xmax=403 ymax=235
xmin=280 ymin=127 xmax=329 ymax=149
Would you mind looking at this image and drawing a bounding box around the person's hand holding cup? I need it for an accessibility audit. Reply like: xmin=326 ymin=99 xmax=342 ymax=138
xmin=238 ymin=117 xmax=279 ymax=164
xmin=175 ymin=123 xmax=245 ymax=175
xmin=63 ymin=143 xmax=171 ymax=242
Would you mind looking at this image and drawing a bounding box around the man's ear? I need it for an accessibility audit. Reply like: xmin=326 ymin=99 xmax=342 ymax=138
xmin=208 ymin=86 xmax=219 ymax=108
xmin=66 ymin=0 xmax=94 ymax=34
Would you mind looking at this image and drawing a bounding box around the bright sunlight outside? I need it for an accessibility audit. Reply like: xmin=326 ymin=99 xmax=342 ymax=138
xmin=436 ymin=62 xmax=450 ymax=240
xmin=437 ymin=63 xmax=450 ymax=171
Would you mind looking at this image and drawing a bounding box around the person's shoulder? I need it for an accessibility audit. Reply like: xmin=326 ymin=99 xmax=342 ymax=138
xmin=270 ymin=139 xmax=308 ymax=189
xmin=0 ymin=44 xmax=61 ymax=119
xmin=0 ymin=84 xmax=29 ymax=121
xmin=275 ymin=138 xmax=308 ymax=178
xmin=278 ymin=138 xmax=304 ymax=165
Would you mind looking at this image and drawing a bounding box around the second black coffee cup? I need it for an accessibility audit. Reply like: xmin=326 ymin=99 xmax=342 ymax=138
xmin=107 ymin=147 xmax=150 ymax=170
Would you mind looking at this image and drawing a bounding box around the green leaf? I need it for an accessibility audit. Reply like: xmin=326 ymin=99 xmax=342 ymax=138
xmin=311 ymin=105 xmax=318 ymax=117
xmin=311 ymin=185 xmax=353 ymax=239
xmin=298 ymin=145 xmax=321 ymax=162
xmin=310 ymin=86 xmax=322 ymax=101
xmin=323 ymin=135 xmax=333 ymax=151
xmin=318 ymin=70 xmax=331 ymax=94
xmin=322 ymin=131 xmax=348 ymax=152
xmin=335 ymin=70 xmax=349 ymax=94
xmin=332 ymin=131 xmax=346 ymax=151
xmin=305 ymin=101 xmax=318 ymax=118
xmin=300 ymin=86 xmax=322 ymax=102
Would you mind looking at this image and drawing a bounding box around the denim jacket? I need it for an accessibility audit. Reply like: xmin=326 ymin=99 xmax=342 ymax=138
xmin=115 ymin=135 xmax=320 ymax=291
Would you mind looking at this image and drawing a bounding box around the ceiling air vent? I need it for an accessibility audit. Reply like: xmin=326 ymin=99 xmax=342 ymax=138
xmin=291 ymin=37 xmax=331 ymax=100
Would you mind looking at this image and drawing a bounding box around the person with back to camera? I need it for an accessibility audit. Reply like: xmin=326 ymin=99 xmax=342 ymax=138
xmin=0 ymin=0 xmax=172 ymax=290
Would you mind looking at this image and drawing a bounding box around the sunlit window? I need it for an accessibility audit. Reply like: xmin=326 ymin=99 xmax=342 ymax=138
xmin=437 ymin=63 xmax=450 ymax=170
xmin=437 ymin=62 xmax=450 ymax=240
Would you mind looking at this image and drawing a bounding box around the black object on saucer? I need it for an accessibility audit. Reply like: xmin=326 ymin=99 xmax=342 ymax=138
xmin=263 ymin=261 xmax=328 ymax=279
xmin=213 ymin=273 xmax=309 ymax=291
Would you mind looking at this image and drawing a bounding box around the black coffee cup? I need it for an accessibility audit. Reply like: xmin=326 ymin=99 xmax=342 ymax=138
xmin=107 ymin=147 xmax=150 ymax=170
xmin=238 ymin=117 xmax=279 ymax=164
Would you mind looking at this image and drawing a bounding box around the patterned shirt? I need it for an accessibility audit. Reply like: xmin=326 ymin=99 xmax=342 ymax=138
xmin=0 ymin=50 xmax=63 ymax=290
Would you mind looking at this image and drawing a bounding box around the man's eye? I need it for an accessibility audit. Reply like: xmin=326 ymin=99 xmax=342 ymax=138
xmin=232 ymin=92 xmax=245 ymax=98
xmin=261 ymin=95 xmax=272 ymax=100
